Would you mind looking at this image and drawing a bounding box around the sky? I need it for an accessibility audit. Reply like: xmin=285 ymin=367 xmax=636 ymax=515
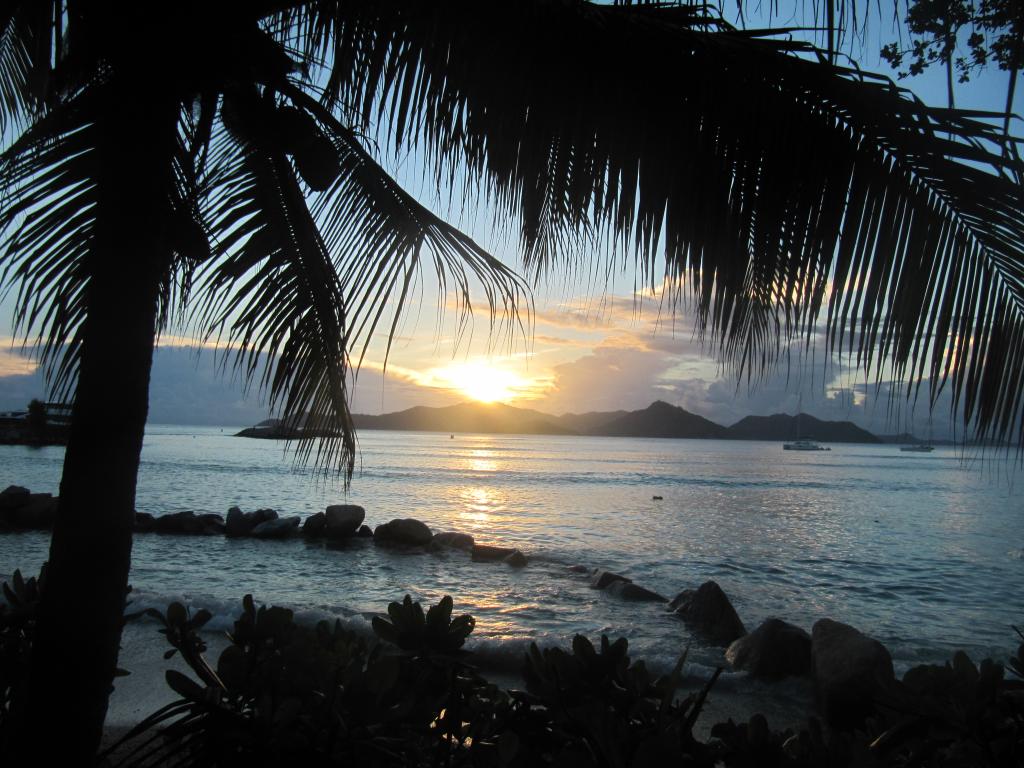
xmin=0 ymin=7 xmax=1016 ymax=439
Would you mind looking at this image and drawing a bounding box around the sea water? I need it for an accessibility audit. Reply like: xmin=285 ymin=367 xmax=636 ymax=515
xmin=1 ymin=426 xmax=1021 ymax=678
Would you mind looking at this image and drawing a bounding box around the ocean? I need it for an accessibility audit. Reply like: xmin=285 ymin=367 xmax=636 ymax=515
xmin=1 ymin=426 xmax=1021 ymax=681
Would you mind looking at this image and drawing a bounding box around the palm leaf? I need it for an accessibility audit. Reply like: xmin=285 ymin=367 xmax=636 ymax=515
xmin=0 ymin=89 xmax=98 ymax=403
xmin=311 ymin=0 xmax=1024 ymax=447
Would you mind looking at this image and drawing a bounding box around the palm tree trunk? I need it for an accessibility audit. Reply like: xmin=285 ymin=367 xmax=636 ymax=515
xmin=15 ymin=85 xmax=178 ymax=762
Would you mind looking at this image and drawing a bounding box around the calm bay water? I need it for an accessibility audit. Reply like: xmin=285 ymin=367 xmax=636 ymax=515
xmin=1 ymin=426 xmax=1021 ymax=677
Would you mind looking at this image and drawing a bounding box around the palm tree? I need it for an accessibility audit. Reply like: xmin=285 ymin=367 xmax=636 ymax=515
xmin=1 ymin=0 xmax=1021 ymax=760
xmin=0 ymin=1 xmax=524 ymax=758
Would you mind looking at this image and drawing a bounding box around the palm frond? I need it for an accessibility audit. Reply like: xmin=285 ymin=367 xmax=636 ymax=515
xmin=193 ymin=87 xmax=355 ymax=474
xmin=0 ymin=90 xmax=97 ymax=403
xmin=314 ymin=0 xmax=1024 ymax=447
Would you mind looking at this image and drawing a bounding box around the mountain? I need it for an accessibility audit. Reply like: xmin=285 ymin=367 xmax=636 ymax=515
xmin=238 ymin=400 xmax=882 ymax=443
xmin=593 ymin=400 xmax=728 ymax=439
xmin=726 ymin=413 xmax=881 ymax=443
xmin=353 ymin=402 xmax=574 ymax=435
xmin=554 ymin=408 xmax=630 ymax=435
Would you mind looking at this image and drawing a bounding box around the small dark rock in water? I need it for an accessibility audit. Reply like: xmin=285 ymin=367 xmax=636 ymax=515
xmin=374 ymin=518 xmax=433 ymax=547
xmin=5 ymin=493 xmax=58 ymax=529
xmin=325 ymin=504 xmax=365 ymax=538
xmin=134 ymin=512 xmax=156 ymax=532
xmin=252 ymin=508 xmax=278 ymax=525
xmin=590 ymin=570 xmax=631 ymax=590
xmin=471 ymin=544 xmax=517 ymax=562
xmin=225 ymin=506 xmax=249 ymax=537
xmin=0 ymin=486 xmax=30 ymax=509
xmin=670 ymin=581 xmax=746 ymax=645
xmin=197 ymin=514 xmax=225 ymax=533
xmin=302 ymin=512 xmax=326 ymax=537
xmin=356 ymin=524 xmax=373 ymax=537
xmin=251 ymin=516 xmax=300 ymax=539
xmin=430 ymin=531 xmax=475 ymax=551
xmin=503 ymin=549 xmax=528 ymax=568
xmin=153 ymin=511 xmax=196 ymax=534
xmin=652 ymin=495 xmax=663 ymax=500
xmin=226 ymin=507 xmax=276 ymax=537
xmin=606 ymin=580 xmax=667 ymax=602
xmin=567 ymin=564 xmax=590 ymax=574
xmin=811 ymin=618 xmax=895 ymax=729
xmin=726 ymin=618 xmax=811 ymax=679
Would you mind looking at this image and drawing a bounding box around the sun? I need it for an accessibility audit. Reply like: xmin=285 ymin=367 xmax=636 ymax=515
xmin=434 ymin=362 xmax=527 ymax=403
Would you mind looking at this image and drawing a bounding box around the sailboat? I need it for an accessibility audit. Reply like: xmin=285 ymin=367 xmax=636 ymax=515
xmin=900 ymin=416 xmax=935 ymax=452
xmin=783 ymin=396 xmax=830 ymax=451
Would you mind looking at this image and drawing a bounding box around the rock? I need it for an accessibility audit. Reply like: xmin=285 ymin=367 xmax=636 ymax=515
xmin=590 ymin=570 xmax=631 ymax=590
xmin=811 ymin=618 xmax=895 ymax=729
xmin=652 ymin=495 xmax=663 ymax=500
xmin=670 ymin=581 xmax=746 ymax=645
xmin=0 ymin=486 xmax=31 ymax=509
xmin=225 ymin=506 xmax=249 ymax=537
xmin=134 ymin=512 xmax=156 ymax=532
xmin=356 ymin=524 xmax=373 ymax=537
xmin=568 ymin=564 xmax=590 ymax=574
xmin=197 ymin=514 xmax=226 ymax=535
xmin=606 ymin=580 xmax=667 ymax=602
xmin=725 ymin=618 xmax=812 ymax=679
xmin=251 ymin=516 xmax=301 ymax=539
xmin=226 ymin=507 xmax=276 ymax=537
xmin=8 ymin=493 xmax=58 ymax=529
xmin=252 ymin=508 xmax=278 ymax=525
xmin=374 ymin=518 xmax=433 ymax=547
xmin=325 ymin=504 xmax=365 ymax=538
xmin=302 ymin=512 xmax=326 ymax=537
xmin=430 ymin=532 xmax=475 ymax=551
xmin=503 ymin=550 xmax=528 ymax=567
xmin=471 ymin=544 xmax=517 ymax=562
xmin=153 ymin=511 xmax=196 ymax=534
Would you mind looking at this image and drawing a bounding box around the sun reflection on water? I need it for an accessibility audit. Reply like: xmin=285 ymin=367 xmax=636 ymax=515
xmin=465 ymin=449 xmax=499 ymax=473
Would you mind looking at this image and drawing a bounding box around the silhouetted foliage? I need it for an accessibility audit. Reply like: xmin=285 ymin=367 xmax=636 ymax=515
xmin=91 ymin=590 xmax=1024 ymax=768
xmin=4 ymin=1 xmax=1024 ymax=759
xmin=0 ymin=567 xmax=45 ymax=754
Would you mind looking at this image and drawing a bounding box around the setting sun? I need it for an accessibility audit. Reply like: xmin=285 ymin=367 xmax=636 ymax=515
xmin=433 ymin=362 xmax=528 ymax=403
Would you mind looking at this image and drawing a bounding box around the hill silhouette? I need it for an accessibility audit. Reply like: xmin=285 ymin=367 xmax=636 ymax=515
xmin=727 ymin=413 xmax=880 ymax=443
xmin=352 ymin=400 xmax=879 ymax=442
xmin=594 ymin=400 xmax=728 ymax=439
xmin=239 ymin=400 xmax=881 ymax=443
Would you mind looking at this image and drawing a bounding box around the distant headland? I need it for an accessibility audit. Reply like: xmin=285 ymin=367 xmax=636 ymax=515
xmin=235 ymin=400 xmax=884 ymax=443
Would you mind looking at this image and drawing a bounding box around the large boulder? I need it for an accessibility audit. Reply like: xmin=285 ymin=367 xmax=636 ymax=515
xmin=374 ymin=518 xmax=433 ymax=547
xmin=670 ymin=581 xmax=746 ymax=645
xmin=472 ymin=544 xmax=517 ymax=562
xmin=811 ymin=619 xmax=895 ymax=729
xmin=251 ymin=516 xmax=301 ymax=539
xmin=606 ymin=580 xmax=667 ymax=602
xmin=590 ymin=570 xmax=631 ymax=590
xmin=430 ymin=532 xmax=475 ymax=551
xmin=726 ymin=618 xmax=812 ymax=679
xmin=325 ymin=504 xmax=365 ymax=539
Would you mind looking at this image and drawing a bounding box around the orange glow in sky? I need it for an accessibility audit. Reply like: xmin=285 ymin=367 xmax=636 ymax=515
xmin=431 ymin=361 xmax=532 ymax=403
